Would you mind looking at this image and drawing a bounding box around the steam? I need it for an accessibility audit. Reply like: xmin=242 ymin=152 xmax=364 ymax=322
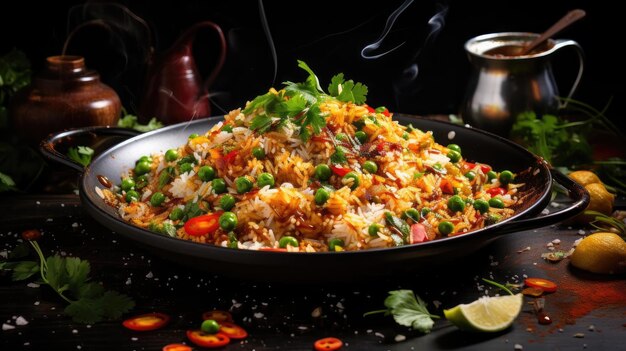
xmin=258 ymin=0 xmax=278 ymax=86
xmin=361 ymin=0 xmax=414 ymax=59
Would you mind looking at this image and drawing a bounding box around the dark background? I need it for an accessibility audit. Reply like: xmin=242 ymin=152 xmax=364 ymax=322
xmin=2 ymin=0 xmax=623 ymax=129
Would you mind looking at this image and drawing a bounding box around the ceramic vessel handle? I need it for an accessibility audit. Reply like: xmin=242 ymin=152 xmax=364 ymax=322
xmin=181 ymin=21 xmax=227 ymax=94
xmin=553 ymin=39 xmax=585 ymax=107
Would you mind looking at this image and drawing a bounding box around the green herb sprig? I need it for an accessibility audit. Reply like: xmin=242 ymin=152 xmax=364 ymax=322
xmin=67 ymin=146 xmax=94 ymax=167
xmin=245 ymin=60 xmax=368 ymax=141
xmin=364 ymin=290 xmax=439 ymax=333
xmin=0 ymin=240 xmax=134 ymax=324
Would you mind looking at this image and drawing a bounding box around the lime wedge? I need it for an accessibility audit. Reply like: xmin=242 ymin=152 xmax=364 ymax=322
xmin=443 ymin=293 xmax=523 ymax=332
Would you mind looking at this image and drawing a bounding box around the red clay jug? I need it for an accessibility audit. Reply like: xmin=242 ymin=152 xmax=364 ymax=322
xmin=139 ymin=21 xmax=226 ymax=125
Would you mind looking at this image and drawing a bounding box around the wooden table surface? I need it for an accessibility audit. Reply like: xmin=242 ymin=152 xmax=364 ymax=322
xmin=1 ymin=193 xmax=624 ymax=351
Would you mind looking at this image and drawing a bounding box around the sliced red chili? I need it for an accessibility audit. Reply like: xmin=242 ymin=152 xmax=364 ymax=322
xmin=439 ymin=179 xmax=454 ymax=195
xmin=364 ymin=105 xmax=376 ymax=113
xmin=186 ymin=330 xmax=230 ymax=348
xmin=465 ymin=162 xmax=491 ymax=174
xmin=524 ymin=278 xmax=558 ymax=293
xmin=486 ymin=187 xmax=506 ymax=197
xmin=380 ymin=108 xmax=390 ymax=117
xmin=184 ymin=212 xmax=222 ymax=236
xmin=202 ymin=310 xmax=233 ymax=323
xmin=122 ymin=312 xmax=170 ymax=331
xmin=314 ymin=337 xmax=343 ymax=351
xmin=162 ymin=344 xmax=192 ymax=351
xmin=223 ymin=150 xmax=239 ymax=164
xmin=311 ymin=134 xmax=331 ymax=142
xmin=330 ymin=165 xmax=351 ymax=177
xmin=258 ymin=247 xmax=288 ymax=252
xmin=219 ymin=321 xmax=248 ymax=340
xmin=21 ymin=229 xmax=41 ymax=241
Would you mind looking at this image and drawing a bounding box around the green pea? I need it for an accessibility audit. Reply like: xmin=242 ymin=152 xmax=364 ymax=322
xmin=355 ymin=131 xmax=368 ymax=144
xmin=188 ymin=133 xmax=199 ymax=139
xmin=473 ymin=199 xmax=490 ymax=214
xmin=165 ymin=149 xmax=179 ymax=162
xmin=314 ymin=164 xmax=332 ymax=181
xmin=201 ymin=319 xmax=220 ymax=334
xmin=335 ymin=133 xmax=347 ymax=141
xmin=464 ymin=171 xmax=476 ymax=181
xmin=134 ymin=160 xmax=152 ymax=175
xmin=343 ymin=172 xmax=360 ymax=190
xmin=421 ymin=207 xmax=431 ymax=217
xmin=235 ymin=176 xmax=253 ymax=194
xmin=198 ymin=165 xmax=216 ymax=182
xmin=219 ymin=212 xmax=238 ymax=231
xmin=169 ymin=207 xmax=184 ymax=221
xmin=179 ymin=163 xmax=193 ymax=174
xmin=257 ymin=173 xmax=275 ymax=188
xmin=362 ymin=160 xmax=378 ymax=174
xmin=221 ymin=124 xmax=233 ymax=133
xmin=219 ymin=194 xmax=236 ymax=211
xmin=486 ymin=213 xmax=502 ymax=225
xmin=447 ymin=144 xmax=462 ymax=153
xmin=438 ymin=221 xmax=454 ymax=235
xmin=135 ymin=175 xmax=149 ymax=189
xmin=402 ymin=132 xmax=409 ymax=140
xmin=447 ymin=195 xmax=465 ymax=212
xmin=447 ymin=150 xmax=461 ymax=163
xmin=487 ymin=171 xmax=497 ymax=182
xmin=368 ymin=224 xmax=381 ymax=237
xmin=499 ymin=170 xmax=514 ymax=185
xmin=136 ymin=155 xmax=151 ymax=164
xmin=252 ymin=146 xmax=265 ymax=159
xmin=328 ymin=238 xmax=345 ymax=251
xmin=150 ymin=192 xmax=166 ymax=207
xmin=279 ymin=236 xmax=299 ymax=248
xmin=120 ymin=178 xmax=135 ymax=191
xmin=488 ymin=197 xmax=505 ymax=209
xmin=125 ymin=190 xmax=139 ymax=203
xmin=432 ymin=163 xmax=444 ymax=172
xmin=403 ymin=208 xmax=420 ymax=222
xmin=314 ymin=188 xmax=330 ymax=205
xmin=211 ymin=178 xmax=227 ymax=194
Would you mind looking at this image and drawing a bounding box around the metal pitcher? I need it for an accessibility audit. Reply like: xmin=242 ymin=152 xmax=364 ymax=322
xmin=460 ymin=32 xmax=584 ymax=136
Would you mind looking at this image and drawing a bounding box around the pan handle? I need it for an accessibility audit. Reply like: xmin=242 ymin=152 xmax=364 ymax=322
xmin=496 ymin=168 xmax=590 ymax=234
xmin=40 ymin=126 xmax=142 ymax=173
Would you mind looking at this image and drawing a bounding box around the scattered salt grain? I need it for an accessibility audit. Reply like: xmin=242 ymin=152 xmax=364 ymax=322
xmin=395 ymin=334 xmax=406 ymax=342
xmin=336 ymin=302 xmax=345 ymax=310
xmin=2 ymin=323 xmax=15 ymax=331
xmin=72 ymin=223 xmax=79 ymax=228
xmin=36 ymin=201 xmax=41 ymax=205
xmin=72 ymin=329 xmax=78 ymax=334
xmin=574 ymin=333 xmax=585 ymax=338
xmin=27 ymin=283 xmax=40 ymax=288
xmin=375 ymin=332 xmax=385 ymax=338
xmin=297 ymin=325 xmax=307 ymax=330
xmin=432 ymin=300 xmax=442 ymax=309
xmin=550 ymin=202 xmax=560 ymax=208
xmin=541 ymin=209 xmax=550 ymax=215
xmin=447 ymin=131 xmax=456 ymax=140
xmin=34 ymin=301 xmax=39 ymax=306
xmin=24 ymin=342 xmax=30 ymax=346
xmin=0 ymin=251 xmax=7 ymax=259
xmin=517 ymin=246 xmax=531 ymax=253
xmin=254 ymin=313 xmax=264 ymax=319
xmin=311 ymin=307 xmax=322 ymax=318
xmin=125 ymin=278 xmax=132 ymax=285
xmin=145 ymin=271 xmax=154 ymax=279
xmin=15 ymin=317 xmax=28 ymax=326
xmin=578 ymin=230 xmax=586 ymax=235
xmin=514 ymin=344 xmax=524 ymax=350
xmin=588 ymin=325 xmax=595 ymax=331
xmin=131 ymin=337 xmax=138 ymax=341
xmin=552 ymin=239 xmax=561 ymax=245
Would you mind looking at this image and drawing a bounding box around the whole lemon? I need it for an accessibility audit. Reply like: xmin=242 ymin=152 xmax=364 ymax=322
xmin=569 ymin=170 xmax=602 ymax=187
xmin=570 ymin=232 xmax=626 ymax=275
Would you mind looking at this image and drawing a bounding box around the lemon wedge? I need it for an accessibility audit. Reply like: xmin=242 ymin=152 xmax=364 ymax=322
xmin=443 ymin=294 xmax=523 ymax=332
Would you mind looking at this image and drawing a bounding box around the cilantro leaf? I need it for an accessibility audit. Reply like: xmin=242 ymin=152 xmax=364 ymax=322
xmin=9 ymin=261 xmax=39 ymax=281
xmin=328 ymin=73 xmax=368 ymax=104
xmin=46 ymin=255 xmax=69 ymax=293
xmin=98 ymin=291 xmax=135 ymax=320
xmin=65 ymin=257 xmax=91 ymax=296
xmin=384 ymin=290 xmax=437 ymax=333
xmin=117 ymin=114 xmax=163 ymax=132
xmin=275 ymin=94 xmax=307 ymax=118
xmin=249 ymin=114 xmax=274 ymax=134
xmin=296 ymin=104 xmax=326 ymax=142
xmin=328 ymin=73 xmax=345 ymax=97
xmin=67 ymin=146 xmax=94 ymax=167
xmin=296 ymin=60 xmax=323 ymax=93
xmin=283 ymin=81 xmax=320 ymax=104
xmin=0 ymin=171 xmax=17 ymax=192
xmin=243 ymin=92 xmax=281 ymax=115
xmin=65 ymin=299 xmax=104 ymax=324
xmin=77 ymin=282 xmax=105 ymax=299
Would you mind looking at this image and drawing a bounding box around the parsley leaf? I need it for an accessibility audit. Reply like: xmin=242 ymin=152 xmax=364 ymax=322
xmin=117 ymin=113 xmax=163 ymax=132
xmin=243 ymin=92 xmax=281 ymax=115
xmin=295 ymin=104 xmax=327 ymax=142
xmin=249 ymin=114 xmax=274 ymax=134
xmin=364 ymin=290 xmax=439 ymax=333
xmin=67 ymin=146 xmax=94 ymax=167
xmin=328 ymin=73 xmax=368 ymax=104
xmin=9 ymin=261 xmax=39 ymax=281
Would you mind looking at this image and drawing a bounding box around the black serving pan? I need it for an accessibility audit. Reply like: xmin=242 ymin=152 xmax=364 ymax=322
xmin=41 ymin=115 xmax=589 ymax=282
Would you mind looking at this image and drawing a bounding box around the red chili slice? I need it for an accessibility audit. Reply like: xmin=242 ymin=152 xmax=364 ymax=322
xmin=364 ymin=105 xmax=375 ymax=113
xmin=219 ymin=322 xmax=248 ymax=340
xmin=486 ymin=187 xmax=506 ymax=197
xmin=162 ymin=344 xmax=192 ymax=351
xmin=186 ymin=330 xmax=230 ymax=348
xmin=465 ymin=162 xmax=491 ymax=174
xmin=202 ymin=310 xmax=233 ymax=323
xmin=223 ymin=150 xmax=239 ymax=164
xmin=439 ymin=179 xmax=454 ymax=195
xmin=184 ymin=212 xmax=222 ymax=236
xmin=122 ymin=313 xmax=170 ymax=331
xmin=21 ymin=229 xmax=41 ymax=241
xmin=314 ymin=337 xmax=343 ymax=351
xmin=524 ymin=278 xmax=558 ymax=293
xmin=330 ymin=165 xmax=351 ymax=177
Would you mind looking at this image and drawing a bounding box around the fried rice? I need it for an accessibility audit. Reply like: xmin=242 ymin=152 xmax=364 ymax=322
xmin=101 ymin=83 xmax=524 ymax=253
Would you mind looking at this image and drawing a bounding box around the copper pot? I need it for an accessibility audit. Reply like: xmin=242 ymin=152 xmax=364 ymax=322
xmin=10 ymin=55 xmax=121 ymax=145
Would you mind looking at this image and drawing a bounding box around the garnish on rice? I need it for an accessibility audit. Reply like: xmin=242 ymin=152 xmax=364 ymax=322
xmin=99 ymin=60 xmax=525 ymax=253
